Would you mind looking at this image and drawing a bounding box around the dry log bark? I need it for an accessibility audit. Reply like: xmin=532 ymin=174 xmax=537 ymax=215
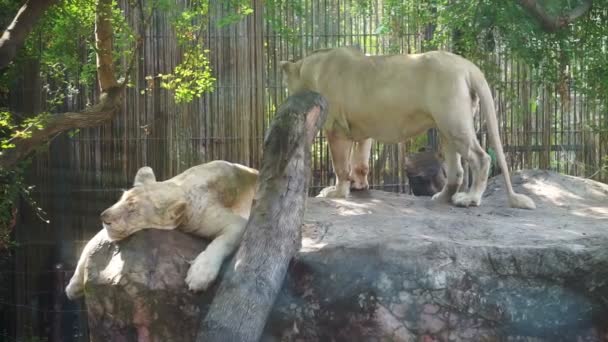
xmin=197 ymin=91 xmax=328 ymax=342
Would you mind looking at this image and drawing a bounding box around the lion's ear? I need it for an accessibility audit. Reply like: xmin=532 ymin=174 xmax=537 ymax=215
xmin=133 ymin=166 xmax=156 ymax=187
xmin=168 ymin=201 xmax=188 ymax=224
xmin=280 ymin=60 xmax=300 ymax=75
xmin=279 ymin=60 xmax=292 ymax=71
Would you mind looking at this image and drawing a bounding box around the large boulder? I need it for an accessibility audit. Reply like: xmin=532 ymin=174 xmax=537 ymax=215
xmin=80 ymin=170 xmax=608 ymax=341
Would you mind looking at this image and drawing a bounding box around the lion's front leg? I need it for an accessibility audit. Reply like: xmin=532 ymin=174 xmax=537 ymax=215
xmin=350 ymin=138 xmax=372 ymax=191
xmin=65 ymin=229 xmax=109 ymax=300
xmin=185 ymin=208 xmax=246 ymax=291
xmin=318 ymin=130 xmax=353 ymax=198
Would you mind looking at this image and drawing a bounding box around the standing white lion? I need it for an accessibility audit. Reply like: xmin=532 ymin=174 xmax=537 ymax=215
xmin=65 ymin=160 xmax=258 ymax=299
xmin=280 ymin=47 xmax=534 ymax=209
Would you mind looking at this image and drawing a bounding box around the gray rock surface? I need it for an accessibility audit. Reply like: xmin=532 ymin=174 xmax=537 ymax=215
xmin=81 ymin=170 xmax=608 ymax=341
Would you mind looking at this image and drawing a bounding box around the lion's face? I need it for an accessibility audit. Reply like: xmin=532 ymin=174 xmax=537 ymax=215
xmin=101 ymin=167 xmax=188 ymax=241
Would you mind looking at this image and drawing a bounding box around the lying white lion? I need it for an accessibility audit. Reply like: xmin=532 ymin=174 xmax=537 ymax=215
xmin=65 ymin=160 xmax=258 ymax=299
xmin=280 ymin=47 xmax=535 ymax=209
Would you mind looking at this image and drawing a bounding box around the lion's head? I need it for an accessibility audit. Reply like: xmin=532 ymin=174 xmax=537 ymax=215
xmin=100 ymin=166 xmax=189 ymax=241
xmin=279 ymin=60 xmax=306 ymax=94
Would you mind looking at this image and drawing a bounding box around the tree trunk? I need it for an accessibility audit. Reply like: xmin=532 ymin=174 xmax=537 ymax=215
xmin=0 ymin=0 xmax=58 ymax=70
xmin=197 ymin=91 xmax=328 ymax=342
xmin=94 ymin=0 xmax=118 ymax=91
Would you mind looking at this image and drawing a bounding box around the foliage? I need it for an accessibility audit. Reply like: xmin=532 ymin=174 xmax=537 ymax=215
xmin=35 ymin=0 xmax=97 ymax=108
xmin=264 ymin=0 xmax=303 ymax=44
xmin=217 ymin=0 xmax=255 ymax=27
xmin=157 ymin=0 xmax=216 ymax=103
xmin=0 ymin=165 xmax=48 ymax=250
xmin=0 ymin=0 xmax=21 ymax=28
xmin=0 ymin=110 xmax=49 ymax=249
xmin=408 ymin=1 xmax=607 ymax=99
xmin=160 ymin=50 xmax=215 ymax=103
xmin=1 ymin=0 xmax=135 ymax=110
xmin=0 ymin=111 xmax=50 ymax=149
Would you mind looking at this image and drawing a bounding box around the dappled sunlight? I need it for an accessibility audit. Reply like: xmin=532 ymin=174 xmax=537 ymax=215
xmin=301 ymin=238 xmax=328 ymax=252
xmin=520 ymin=176 xmax=607 ymax=220
xmin=337 ymin=206 xmax=373 ymax=216
xmin=524 ymin=179 xmax=584 ymax=206
xmin=331 ymin=198 xmax=375 ymax=208
xmin=328 ymin=198 xmax=375 ymax=216
xmin=571 ymin=207 xmax=608 ymax=220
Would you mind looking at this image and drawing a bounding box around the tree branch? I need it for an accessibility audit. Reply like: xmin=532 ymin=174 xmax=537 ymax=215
xmin=0 ymin=87 xmax=123 ymax=168
xmin=0 ymin=0 xmax=58 ymax=70
xmin=517 ymin=0 xmax=593 ymax=32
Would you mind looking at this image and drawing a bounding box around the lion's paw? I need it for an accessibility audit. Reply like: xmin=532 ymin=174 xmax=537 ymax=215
xmin=185 ymin=253 xmax=220 ymax=292
xmin=451 ymin=192 xmax=481 ymax=207
xmin=317 ymin=185 xmax=349 ymax=198
xmin=350 ymin=180 xmax=369 ymax=191
xmin=65 ymin=279 xmax=84 ymax=300
xmin=350 ymin=174 xmax=369 ymax=191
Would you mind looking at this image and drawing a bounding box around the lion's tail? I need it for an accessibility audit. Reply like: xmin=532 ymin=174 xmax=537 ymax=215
xmin=468 ymin=67 xmax=535 ymax=209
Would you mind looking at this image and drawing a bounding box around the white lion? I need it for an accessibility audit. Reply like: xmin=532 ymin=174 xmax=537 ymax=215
xmin=65 ymin=160 xmax=258 ymax=299
xmin=280 ymin=47 xmax=534 ymax=209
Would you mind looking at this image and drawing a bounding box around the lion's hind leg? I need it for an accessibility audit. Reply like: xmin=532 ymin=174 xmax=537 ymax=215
xmin=317 ymin=130 xmax=353 ymax=198
xmin=449 ymin=136 xmax=490 ymax=207
xmin=431 ymin=142 xmax=463 ymax=203
xmin=433 ymin=99 xmax=490 ymax=207
xmin=350 ymin=138 xmax=372 ymax=191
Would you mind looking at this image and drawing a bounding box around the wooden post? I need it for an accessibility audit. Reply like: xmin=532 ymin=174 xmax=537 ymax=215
xmin=197 ymin=91 xmax=327 ymax=342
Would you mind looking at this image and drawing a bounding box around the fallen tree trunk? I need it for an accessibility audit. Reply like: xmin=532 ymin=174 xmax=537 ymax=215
xmin=197 ymin=91 xmax=327 ymax=341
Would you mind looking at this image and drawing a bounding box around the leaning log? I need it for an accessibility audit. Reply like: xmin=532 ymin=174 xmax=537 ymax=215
xmin=197 ymin=91 xmax=328 ymax=341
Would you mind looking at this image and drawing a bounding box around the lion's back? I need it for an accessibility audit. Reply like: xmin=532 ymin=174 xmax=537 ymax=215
xmin=302 ymin=48 xmax=479 ymax=140
xmin=172 ymin=160 xmax=258 ymax=209
xmin=172 ymin=160 xmax=256 ymax=187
